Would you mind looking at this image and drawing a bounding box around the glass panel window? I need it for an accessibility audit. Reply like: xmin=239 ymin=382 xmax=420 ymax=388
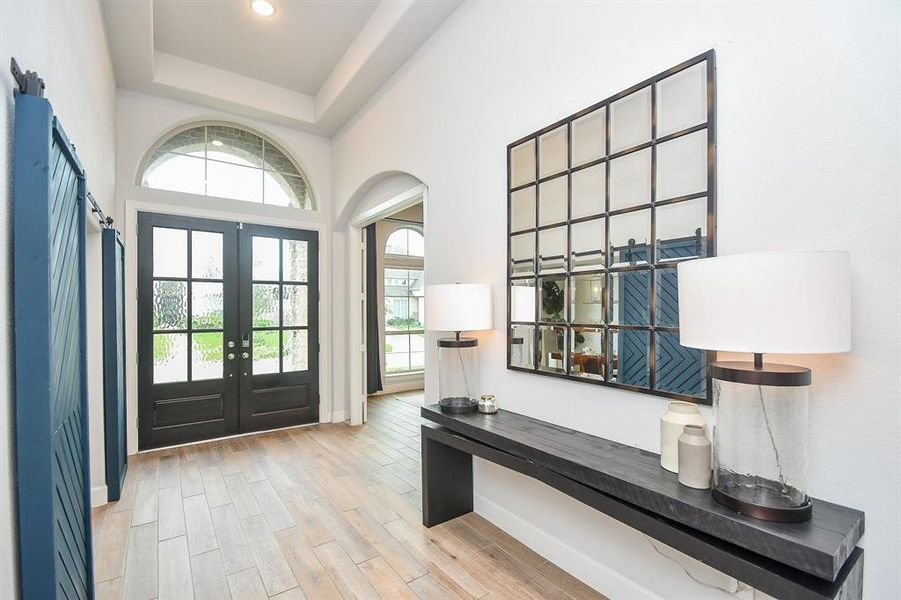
xmin=153 ymin=228 xmax=187 ymax=278
xmin=142 ymin=154 xmax=205 ymax=196
xmin=252 ymin=236 xmax=280 ymax=281
xmin=385 ymin=228 xmax=424 ymax=257
xmin=282 ymin=240 xmax=308 ymax=282
xmin=252 ymin=284 xmax=280 ymax=327
xmin=153 ymin=333 xmax=188 ymax=383
xmin=192 ymin=332 xmax=223 ymax=381
xmin=282 ymin=284 xmax=307 ymax=327
xmin=153 ymin=281 xmax=187 ymax=330
xmin=283 ymin=329 xmax=308 ymax=372
xmin=253 ymin=330 xmax=280 ymax=375
xmin=192 ymin=282 xmax=224 ymax=329
xmin=191 ymin=231 xmax=223 ymax=279
xmin=384 ymin=265 xmax=425 ymax=375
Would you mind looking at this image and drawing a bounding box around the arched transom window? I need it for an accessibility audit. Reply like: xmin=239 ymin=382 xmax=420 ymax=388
xmin=385 ymin=227 xmax=424 ymax=257
xmin=140 ymin=123 xmax=315 ymax=209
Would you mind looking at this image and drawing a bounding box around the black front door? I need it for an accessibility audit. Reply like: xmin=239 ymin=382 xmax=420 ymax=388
xmin=137 ymin=212 xmax=319 ymax=449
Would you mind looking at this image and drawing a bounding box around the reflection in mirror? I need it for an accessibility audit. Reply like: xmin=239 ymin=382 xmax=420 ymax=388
xmin=538 ymin=325 xmax=566 ymax=374
xmin=571 ymin=164 xmax=605 ymax=219
xmin=657 ymin=130 xmax=707 ymax=200
xmin=657 ymin=197 xmax=708 ymax=262
xmin=609 ymin=209 xmax=651 ymax=267
xmin=510 ymin=139 xmax=536 ymax=188
xmin=510 ymin=325 xmax=535 ymax=369
xmin=657 ymin=62 xmax=707 ymax=137
xmin=538 ymin=226 xmax=567 ymax=273
xmin=656 ymin=331 xmax=706 ymax=398
xmin=511 ymin=186 xmax=536 ymax=232
xmin=570 ymin=218 xmax=605 ymax=271
xmin=608 ymin=329 xmax=650 ymax=387
xmin=610 ymin=270 xmax=650 ymax=326
xmin=571 ymin=326 xmax=605 ymax=381
xmin=571 ymin=274 xmax=604 ymax=324
xmin=610 ymin=87 xmax=651 ymax=153
xmin=572 ymin=108 xmax=605 ymax=167
xmin=538 ymin=176 xmax=567 ymax=226
xmin=510 ymin=279 xmax=536 ymax=322
xmin=610 ymin=148 xmax=651 ymax=210
xmin=510 ymin=232 xmax=535 ymax=275
xmin=539 ymin=125 xmax=568 ymax=178
xmin=656 ymin=268 xmax=679 ymax=327
xmin=539 ymin=275 xmax=567 ymax=322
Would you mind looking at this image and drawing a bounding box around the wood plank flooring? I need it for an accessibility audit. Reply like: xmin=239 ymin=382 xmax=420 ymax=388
xmin=92 ymin=392 xmax=605 ymax=600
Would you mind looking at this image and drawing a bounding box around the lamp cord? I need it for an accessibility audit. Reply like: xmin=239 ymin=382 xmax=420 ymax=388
xmin=456 ymin=345 xmax=473 ymax=399
xmin=757 ymin=385 xmax=788 ymax=491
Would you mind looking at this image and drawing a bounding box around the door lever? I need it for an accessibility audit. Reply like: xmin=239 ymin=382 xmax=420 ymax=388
xmin=227 ymin=353 xmax=236 ymax=361
xmin=242 ymin=352 xmax=250 ymax=359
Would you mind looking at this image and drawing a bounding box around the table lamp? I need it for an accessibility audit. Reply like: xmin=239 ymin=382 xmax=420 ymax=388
xmin=678 ymin=251 xmax=851 ymax=522
xmin=425 ymin=283 xmax=493 ymax=414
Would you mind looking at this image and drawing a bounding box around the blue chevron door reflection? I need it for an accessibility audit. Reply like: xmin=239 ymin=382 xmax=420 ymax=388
xmin=14 ymin=93 xmax=94 ymax=599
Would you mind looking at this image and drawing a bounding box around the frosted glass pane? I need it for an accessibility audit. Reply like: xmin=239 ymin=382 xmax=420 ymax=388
xmin=572 ymin=108 xmax=605 ymax=166
xmin=510 ymin=232 xmax=535 ymax=275
xmin=153 ymin=227 xmax=187 ymax=277
xmin=153 ymin=281 xmax=187 ymax=330
xmin=538 ymin=176 xmax=567 ymax=226
xmin=538 ymin=226 xmax=567 ymax=274
xmin=510 ymin=140 xmax=535 ymax=188
xmin=571 ymin=164 xmax=605 ymax=219
xmin=253 ymin=330 xmax=280 ymax=374
xmin=610 ymin=87 xmax=651 ymax=153
xmin=657 ymin=130 xmax=707 ymax=200
xmin=609 ymin=209 xmax=651 ymax=267
xmin=143 ymin=153 xmax=205 ymax=195
xmin=283 ymin=330 xmax=308 ymax=372
xmin=252 ymin=236 xmax=279 ymax=281
xmin=608 ymin=329 xmax=649 ymax=387
xmin=253 ymin=284 xmax=280 ymax=327
xmin=538 ymin=325 xmax=566 ymax=374
xmin=571 ymin=326 xmax=605 ymax=380
xmin=510 ymin=186 xmax=536 ymax=231
xmin=571 ymin=274 xmax=605 ymax=325
xmin=191 ymin=282 xmax=224 ymax=329
xmin=192 ymin=231 xmax=223 ymax=279
xmin=510 ymin=325 xmax=535 ymax=369
xmin=282 ymin=284 xmax=308 ymax=327
xmin=153 ymin=333 xmax=188 ymax=383
xmin=191 ymin=332 xmax=223 ymax=381
xmin=539 ymin=275 xmax=567 ymax=322
xmin=609 ymin=148 xmax=651 ymax=210
xmin=656 ymin=197 xmax=708 ymax=262
xmin=657 ymin=62 xmax=707 ymax=137
xmin=206 ymin=160 xmax=263 ymax=203
xmin=539 ymin=125 xmax=568 ymax=178
xmin=283 ymin=240 xmax=308 ymax=282
xmin=570 ymin=218 xmax=605 ymax=271
xmin=609 ymin=270 xmax=650 ymax=325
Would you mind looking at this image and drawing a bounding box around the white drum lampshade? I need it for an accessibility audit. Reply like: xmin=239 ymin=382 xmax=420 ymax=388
xmin=425 ymin=284 xmax=493 ymax=414
xmin=677 ymin=251 xmax=851 ymax=523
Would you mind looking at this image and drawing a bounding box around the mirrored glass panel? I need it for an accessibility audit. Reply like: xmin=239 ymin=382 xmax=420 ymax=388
xmin=609 ymin=209 xmax=651 ymax=267
xmin=610 ymin=87 xmax=651 ymax=153
xmin=571 ymin=326 xmax=605 ymax=381
xmin=609 ymin=270 xmax=650 ymax=326
xmin=572 ymin=108 xmax=605 ymax=167
xmin=191 ymin=282 xmax=224 ymax=329
xmin=538 ymin=325 xmax=566 ymax=374
xmin=510 ymin=325 xmax=535 ymax=369
xmin=511 ymin=186 xmax=536 ymax=232
xmin=656 ymin=268 xmax=680 ymax=327
xmin=191 ymin=332 xmax=223 ymax=381
xmin=510 ymin=279 xmax=536 ymax=323
xmin=153 ymin=227 xmax=187 ymax=278
xmin=253 ymin=330 xmax=280 ymax=374
xmin=153 ymin=333 xmax=188 ymax=383
xmin=510 ymin=232 xmax=535 ymax=276
xmin=538 ymin=176 xmax=567 ymax=226
xmin=656 ymin=197 xmax=708 ymax=262
xmin=656 ymin=331 xmax=706 ymax=398
xmin=539 ymin=275 xmax=567 ymax=322
xmin=657 ymin=130 xmax=707 ymax=200
xmin=538 ymin=226 xmax=567 ymax=273
xmin=571 ymin=164 xmax=605 ymax=219
xmin=192 ymin=231 xmax=223 ymax=279
xmin=657 ymin=62 xmax=707 ymax=137
xmin=252 ymin=236 xmax=280 ymax=281
xmin=609 ymin=148 xmax=651 ymax=210
xmin=510 ymin=139 xmax=536 ymax=188
xmin=153 ymin=281 xmax=187 ymax=330
xmin=608 ymin=329 xmax=650 ymax=387
xmin=570 ymin=218 xmax=605 ymax=272
xmin=571 ymin=274 xmax=604 ymax=325
xmin=539 ymin=125 xmax=568 ymax=178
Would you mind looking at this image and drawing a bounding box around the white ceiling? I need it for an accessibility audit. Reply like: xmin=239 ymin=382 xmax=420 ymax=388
xmin=153 ymin=0 xmax=379 ymax=96
xmin=102 ymin=0 xmax=462 ymax=135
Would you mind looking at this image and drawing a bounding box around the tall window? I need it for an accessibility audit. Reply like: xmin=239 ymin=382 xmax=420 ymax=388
xmin=384 ymin=227 xmax=424 ymax=374
xmin=139 ymin=123 xmax=315 ymax=209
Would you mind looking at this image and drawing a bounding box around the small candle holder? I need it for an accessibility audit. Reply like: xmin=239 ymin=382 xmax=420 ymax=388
xmin=478 ymin=394 xmax=498 ymax=414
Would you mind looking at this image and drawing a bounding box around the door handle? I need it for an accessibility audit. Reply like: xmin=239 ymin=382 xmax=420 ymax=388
xmin=242 ymin=352 xmax=250 ymax=359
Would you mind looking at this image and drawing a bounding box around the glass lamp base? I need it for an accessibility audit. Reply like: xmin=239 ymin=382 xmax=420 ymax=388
xmin=713 ymin=473 xmax=813 ymax=523
xmin=438 ymin=397 xmax=479 ymax=414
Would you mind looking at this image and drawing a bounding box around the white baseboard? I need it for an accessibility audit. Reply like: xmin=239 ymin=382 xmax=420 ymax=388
xmin=90 ymin=485 xmax=108 ymax=508
xmin=331 ymin=411 xmax=347 ymax=423
xmin=473 ymin=492 xmax=661 ymax=600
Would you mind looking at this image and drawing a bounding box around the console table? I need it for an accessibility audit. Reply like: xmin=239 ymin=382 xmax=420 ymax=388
xmin=420 ymin=404 xmax=864 ymax=600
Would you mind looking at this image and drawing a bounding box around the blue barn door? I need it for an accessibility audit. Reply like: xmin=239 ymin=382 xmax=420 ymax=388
xmin=103 ymin=229 xmax=127 ymax=501
xmin=13 ymin=91 xmax=94 ymax=598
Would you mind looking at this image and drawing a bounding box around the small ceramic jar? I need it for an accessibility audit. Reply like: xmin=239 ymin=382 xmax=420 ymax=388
xmin=478 ymin=394 xmax=498 ymax=414
xmin=678 ymin=425 xmax=712 ymax=489
xmin=660 ymin=401 xmax=705 ymax=473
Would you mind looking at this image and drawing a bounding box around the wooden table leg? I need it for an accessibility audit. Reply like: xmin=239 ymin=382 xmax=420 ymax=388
xmin=422 ymin=426 xmax=473 ymax=527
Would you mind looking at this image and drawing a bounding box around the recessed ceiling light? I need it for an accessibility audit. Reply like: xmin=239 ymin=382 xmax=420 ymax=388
xmin=250 ymin=0 xmax=275 ymax=17
xmin=211 ymin=139 xmax=224 ymax=147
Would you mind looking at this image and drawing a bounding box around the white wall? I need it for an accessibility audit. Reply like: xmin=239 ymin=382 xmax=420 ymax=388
xmin=331 ymin=2 xmax=901 ymax=597
xmin=115 ymin=90 xmax=338 ymax=454
xmin=0 ymin=0 xmax=117 ymax=593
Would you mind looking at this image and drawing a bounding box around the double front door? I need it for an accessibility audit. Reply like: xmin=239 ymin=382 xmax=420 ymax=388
xmin=138 ymin=212 xmax=319 ymax=449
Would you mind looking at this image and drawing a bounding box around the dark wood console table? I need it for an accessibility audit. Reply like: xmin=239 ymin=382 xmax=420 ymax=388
xmin=420 ymin=404 xmax=864 ymax=600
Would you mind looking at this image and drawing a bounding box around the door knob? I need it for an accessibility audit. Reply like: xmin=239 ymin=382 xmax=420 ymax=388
xmin=227 ymin=353 xmax=235 ymax=361
xmin=242 ymin=352 xmax=250 ymax=359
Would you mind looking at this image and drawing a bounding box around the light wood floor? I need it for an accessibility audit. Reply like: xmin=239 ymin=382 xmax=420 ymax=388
xmin=91 ymin=392 xmax=605 ymax=600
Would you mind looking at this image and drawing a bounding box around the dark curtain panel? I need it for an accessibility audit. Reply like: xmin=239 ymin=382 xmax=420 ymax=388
xmin=366 ymin=224 xmax=383 ymax=394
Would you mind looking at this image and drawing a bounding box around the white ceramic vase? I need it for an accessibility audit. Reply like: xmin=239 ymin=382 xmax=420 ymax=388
xmin=660 ymin=401 xmax=705 ymax=473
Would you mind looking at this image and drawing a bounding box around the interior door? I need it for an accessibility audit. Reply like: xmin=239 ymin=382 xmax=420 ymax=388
xmin=239 ymin=224 xmax=320 ymax=432
xmin=138 ymin=213 xmax=239 ymax=449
